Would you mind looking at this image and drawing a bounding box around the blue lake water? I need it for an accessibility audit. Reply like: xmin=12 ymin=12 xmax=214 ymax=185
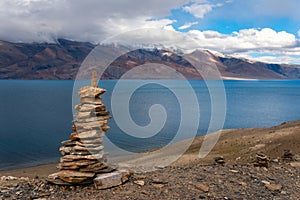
xmin=1 ymin=80 xmax=300 ymax=169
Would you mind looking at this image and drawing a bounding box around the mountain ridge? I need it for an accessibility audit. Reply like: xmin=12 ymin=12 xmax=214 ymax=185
xmin=1 ymin=39 xmax=300 ymax=80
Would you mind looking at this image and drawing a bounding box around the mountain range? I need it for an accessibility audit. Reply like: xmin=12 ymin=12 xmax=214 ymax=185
xmin=1 ymin=39 xmax=300 ymax=80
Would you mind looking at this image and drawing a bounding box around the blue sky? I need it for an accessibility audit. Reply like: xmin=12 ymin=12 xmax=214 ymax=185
xmin=170 ymin=1 xmax=299 ymax=35
xmin=0 ymin=0 xmax=300 ymax=64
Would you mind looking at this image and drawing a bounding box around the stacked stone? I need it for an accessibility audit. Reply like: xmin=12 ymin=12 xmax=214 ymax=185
xmin=214 ymin=156 xmax=225 ymax=165
xmin=282 ymin=149 xmax=295 ymax=161
xmin=48 ymin=85 xmax=115 ymax=185
xmin=48 ymin=72 xmax=132 ymax=188
xmin=254 ymin=153 xmax=269 ymax=168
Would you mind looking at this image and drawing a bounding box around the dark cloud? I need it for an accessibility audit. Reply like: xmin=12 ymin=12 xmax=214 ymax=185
xmin=0 ymin=0 xmax=188 ymax=43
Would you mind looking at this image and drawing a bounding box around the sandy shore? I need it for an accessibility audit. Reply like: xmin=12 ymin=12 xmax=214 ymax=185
xmin=0 ymin=163 xmax=57 ymax=179
xmin=1 ymin=120 xmax=299 ymax=178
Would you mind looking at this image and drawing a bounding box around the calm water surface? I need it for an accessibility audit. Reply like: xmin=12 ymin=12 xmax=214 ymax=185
xmin=0 ymin=80 xmax=300 ymax=169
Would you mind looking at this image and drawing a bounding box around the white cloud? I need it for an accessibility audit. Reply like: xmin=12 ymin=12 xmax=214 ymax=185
xmin=98 ymin=26 xmax=300 ymax=64
xmin=0 ymin=0 xmax=188 ymax=43
xmin=183 ymin=2 xmax=222 ymax=19
xmin=0 ymin=0 xmax=300 ymax=64
xmin=187 ymin=28 xmax=298 ymax=53
xmin=178 ymin=22 xmax=199 ymax=30
xmin=183 ymin=4 xmax=213 ymax=19
xmin=185 ymin=28 xmax=300 ymax=64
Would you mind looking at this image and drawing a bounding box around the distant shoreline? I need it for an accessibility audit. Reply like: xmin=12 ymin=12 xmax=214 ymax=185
xmin=221 ymin=76 xmax=259 ymax=80
xmin=1 ymin=78 xmax=300 ymax=81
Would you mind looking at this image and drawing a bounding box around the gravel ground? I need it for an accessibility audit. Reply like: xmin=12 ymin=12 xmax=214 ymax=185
xmin=1 ymin=161 xmax=299 ymax=200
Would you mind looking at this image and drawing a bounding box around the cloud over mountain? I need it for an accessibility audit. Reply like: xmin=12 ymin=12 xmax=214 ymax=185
xmin=0 ymin=0 xmax=300 ymax=64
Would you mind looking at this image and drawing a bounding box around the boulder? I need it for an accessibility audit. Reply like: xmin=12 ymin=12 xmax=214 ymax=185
xmin=93 ymin=169 xmax=132 ymax=189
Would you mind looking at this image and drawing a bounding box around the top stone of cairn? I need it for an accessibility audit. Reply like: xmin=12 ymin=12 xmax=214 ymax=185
xmin=78 ymin=71 xmax=106 ymax=98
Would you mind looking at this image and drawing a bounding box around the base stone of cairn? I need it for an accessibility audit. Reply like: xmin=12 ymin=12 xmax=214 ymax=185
xmin=48 ymin=72 xmax=132 ymax=188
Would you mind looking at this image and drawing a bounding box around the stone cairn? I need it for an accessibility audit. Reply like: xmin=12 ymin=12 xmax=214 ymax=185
xmin=48 ymin=72 xmax=131 ymax=189
xmin=282 ymin=149 xmax=295 ymax=161
xmin=254 ymin=153 xmax=269 ymax=168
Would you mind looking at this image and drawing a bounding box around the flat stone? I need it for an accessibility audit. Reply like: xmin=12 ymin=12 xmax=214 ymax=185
xmin=58 ymin=170 xmax=95 ymax=184
xmin=70 ymin=130 xmax=105 ymax=140
xmin=294 ymin=155 xmax=300 ymax=161
xmin=93 ymin=169 xmax=132 ymax=189
xmin=61 ymin=139 xmax=103 ymax=148
xmin=61 ymin=140 xmax=78 ymax=146
xmin=75 ymin=127 xmax=104 ymax=134
xmin=57 ymin=160 xmax=97 ymax=168
xmin=78 ymin=145 xmax=104 ymax=152
xmin=262 ymin=180 xmax=271 ymax=185
xmin=94 ymin=111 xmax=110 ymax=116
xmin=76 ymin=110 xmax=110 ymax=119
xmin=60 ymin=153 xmax=107 ymax=162
xmin=266 ymin=184 xmax=282 ymax=191
xmin=256 ymin=153 xmax=269 ymax=160
xmin=74 ymin=116 xmax=111 ymax=123
xmin=56 ymin=163 xmax=79 ymax=170
xmin=76 ymin=111 xmax=92 ymax=119
xmin=134 ymin=180 xmax=145 ymax=186
xmin=75 ymin=104 xmax=107 ymax=112
xmin=195 ymin=183 xmax=209 ymax=193
xmin=214 ymin=156 xmax=225 ymax=164
xmin=60 ymin=145 xmax=103 ymax=153
xmin=79 ymin=162 xmax=115 ymax=173
xmin=238 ymin=181 xmax=247 ymax=187
xmin=47 ymin=173 xmax=72 ymax=185
xmin=80 ymin=97 xmax=102 ymax=104
xmin=152 ymin=183 xmax=165 ymax=188
xmin=290 ymin=162 xmax=300 ymax=167
xmin=47 ymin=170 xmax=95 ymax=185
xmin=101 ymin=125 xmax=110 ymax=131
xmin=78 ymin=86 xmax=106 ymax=97
xmin=75 ymin=120 xmax=108 ymax=130
xmin=59 ymin=146 xmax=91 ymax=156
xmin=79 ymin=137 xmax=103 ymax=144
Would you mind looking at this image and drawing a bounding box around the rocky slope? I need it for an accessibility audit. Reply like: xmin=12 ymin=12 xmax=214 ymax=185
xmin=1 ymin=39 xmax=300 ymax=80
xmin=0 ymin=39 xmax=94 ymax=79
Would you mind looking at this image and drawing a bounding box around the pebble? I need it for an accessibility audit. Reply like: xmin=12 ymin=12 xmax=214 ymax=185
xmin=194 ymin=183 xmax=209 ymax=193
xmin=133 ymin=180 xmax=145 ymax=186
xmin=261 ymin=180 xmax=270 ymax=185
xmin=1 ymin=161 xmax=300 ymax=199
xmin=266 ymin=184 xmax=282 ymax=191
